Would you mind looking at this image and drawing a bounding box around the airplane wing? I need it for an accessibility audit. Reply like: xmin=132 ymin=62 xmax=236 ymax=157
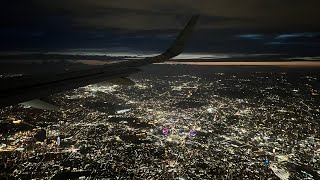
xmin=0 ymin=15 xmax=199 ymax=110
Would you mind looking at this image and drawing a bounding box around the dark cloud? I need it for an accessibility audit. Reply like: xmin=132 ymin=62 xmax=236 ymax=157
xmin=275 ymin=33 xmax=319 ymax=39
xmin=1 ymin=0 xmax=320 ymax=55
xmin=265 ymin=32 xmax=320 ymax=48
xmin=236 ymin=34 xmax=264 ymax=40
xmin=1 ymin=0 xmax=320 ymax=31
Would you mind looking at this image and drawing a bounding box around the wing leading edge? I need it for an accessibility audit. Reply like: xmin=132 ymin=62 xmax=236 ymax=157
xmin=0 ymin=15 xmax=199 ymax=110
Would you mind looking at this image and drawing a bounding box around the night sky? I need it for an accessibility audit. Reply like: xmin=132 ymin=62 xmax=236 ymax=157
xmin=1 ymin=1 xmax=320 ymax=56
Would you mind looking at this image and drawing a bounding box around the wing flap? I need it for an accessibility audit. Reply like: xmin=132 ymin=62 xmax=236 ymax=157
xmin=20 ymin=99 xmax=59 ymax=111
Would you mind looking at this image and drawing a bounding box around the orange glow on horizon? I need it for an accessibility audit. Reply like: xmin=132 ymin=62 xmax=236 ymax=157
xmin=156 ymin=61 xmax=320 ymax=67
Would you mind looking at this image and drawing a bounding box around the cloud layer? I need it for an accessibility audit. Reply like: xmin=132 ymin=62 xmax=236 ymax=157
xmin=2 ymin=0 xmax=320 ymax=31
xmin=0 ymin=1 xmax=319 ymax=56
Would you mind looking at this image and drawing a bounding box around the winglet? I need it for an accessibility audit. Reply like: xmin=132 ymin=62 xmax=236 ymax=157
xmin=161 ymin=15 xmax=199 ymax=59
xmin=115 ymin=15 xmax=199 ymax=66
